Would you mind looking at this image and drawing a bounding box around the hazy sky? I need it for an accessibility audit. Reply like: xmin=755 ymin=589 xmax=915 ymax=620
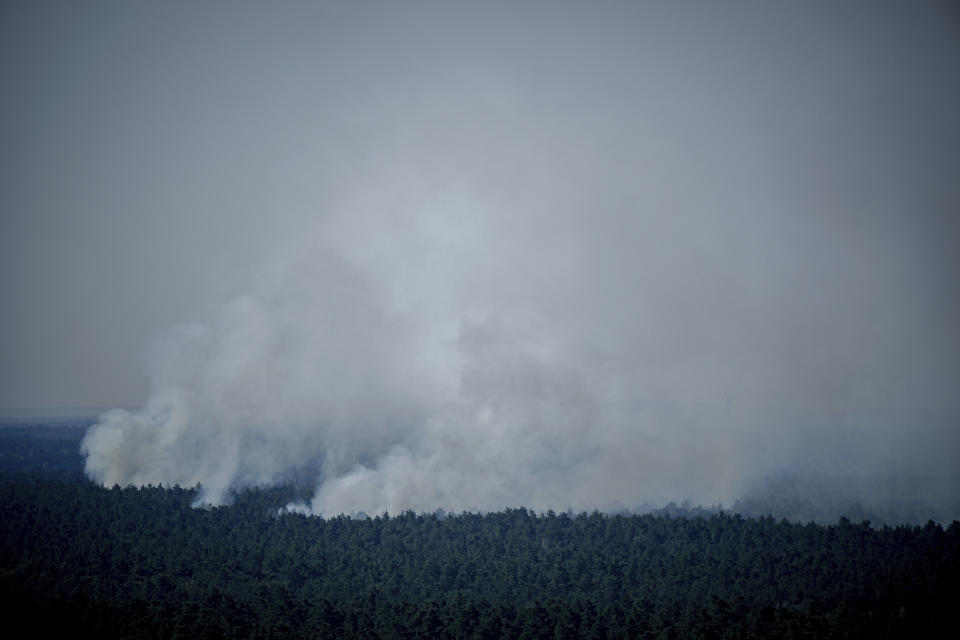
xmin=0 ymin=2 xmax=955 ymax=404
xmin=3 ymin=0 xmax=958 ymax=411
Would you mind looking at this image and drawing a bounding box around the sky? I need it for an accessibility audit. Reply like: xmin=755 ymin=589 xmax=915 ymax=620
xmin=2 ymin=1 xmax=959 ymax=515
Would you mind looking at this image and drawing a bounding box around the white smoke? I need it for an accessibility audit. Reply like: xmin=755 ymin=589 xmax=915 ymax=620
xmin=81 ymin=188 xmax=960 ymax=518
xmin=77 ymin=0 xmax=960 ymax=517
xmin=82 ymin=240 xmax=442 ymax=507
xmin=80 ymin=189 xmax=764 ymax=514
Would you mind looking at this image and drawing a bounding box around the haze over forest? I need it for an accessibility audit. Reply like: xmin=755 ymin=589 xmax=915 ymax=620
xmin=2 ymin=1 xmax=958 ymax=520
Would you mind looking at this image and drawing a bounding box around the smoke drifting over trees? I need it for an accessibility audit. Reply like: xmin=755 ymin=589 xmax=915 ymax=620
xmin=5 ymin=2 xmax=952 ymax=518
xmin=81 ymin=150 xmax=960 ymax=518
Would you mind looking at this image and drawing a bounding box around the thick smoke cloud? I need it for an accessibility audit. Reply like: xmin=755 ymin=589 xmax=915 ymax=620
xmin=81 ymin=168 xmax=960 ymax=518
xmin=81 ymin=202 xmax=754 ymax=512
xmin=77 ymin=1 xmax=960 ymax=519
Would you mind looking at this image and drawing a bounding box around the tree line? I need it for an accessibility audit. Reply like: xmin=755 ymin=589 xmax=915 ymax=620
xmin=1 ymin=474 xmax=957 ymax=639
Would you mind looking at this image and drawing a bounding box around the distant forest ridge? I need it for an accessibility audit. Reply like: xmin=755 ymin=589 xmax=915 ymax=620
xmin=0 ymin=406 xmax=118 ymax=420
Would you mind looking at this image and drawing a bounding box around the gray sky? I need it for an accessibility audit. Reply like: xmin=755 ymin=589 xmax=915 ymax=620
xmin=2 ymin=3 xmax=958 ymax=417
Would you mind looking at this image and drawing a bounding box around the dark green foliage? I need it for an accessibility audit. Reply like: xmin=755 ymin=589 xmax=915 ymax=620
xmin=1 ymin=477 xmax=957 ymax=639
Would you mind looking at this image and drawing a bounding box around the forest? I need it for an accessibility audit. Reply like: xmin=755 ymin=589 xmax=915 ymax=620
xmin=1 ymin=422 xmax=957 ymax=639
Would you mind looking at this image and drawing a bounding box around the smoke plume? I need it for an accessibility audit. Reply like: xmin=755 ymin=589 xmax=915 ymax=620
xmin=81 ymin=178 xmax=960 ymax=519
xmin=77 ymin=1 xmax=960 ymax=521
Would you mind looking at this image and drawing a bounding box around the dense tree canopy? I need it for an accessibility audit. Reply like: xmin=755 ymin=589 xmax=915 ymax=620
xmin=1 ymin=423 xmax=957 ymax=638
xmin=2 ymin=476 xmax=957 ymax=638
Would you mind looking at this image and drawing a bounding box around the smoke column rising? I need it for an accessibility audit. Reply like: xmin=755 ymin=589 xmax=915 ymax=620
xmin=80 ymin=203 xmax=752 ymax=513
xmin=70 ymin=2 xmax=960 ymax=519
xmin=81 ymin=183 xmax=960 ymax=518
